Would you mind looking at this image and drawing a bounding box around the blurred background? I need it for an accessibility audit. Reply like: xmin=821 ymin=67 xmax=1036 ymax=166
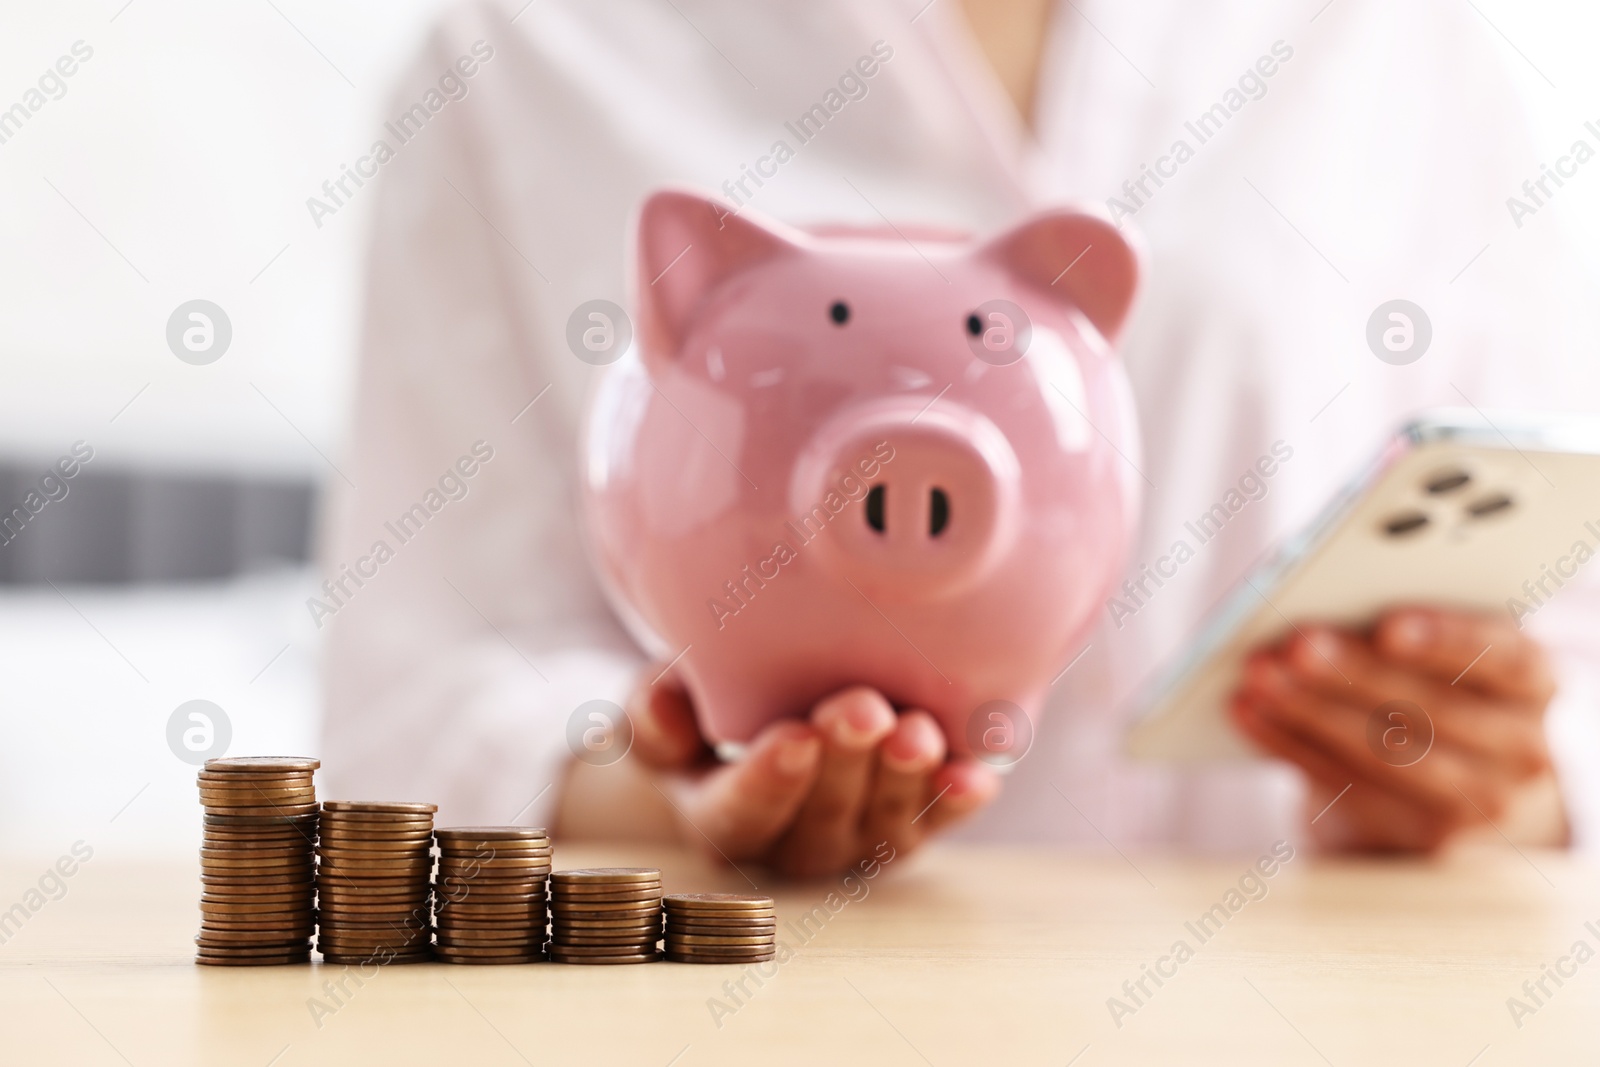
xmin=2 ymin=0 xmax=1599 ymax=854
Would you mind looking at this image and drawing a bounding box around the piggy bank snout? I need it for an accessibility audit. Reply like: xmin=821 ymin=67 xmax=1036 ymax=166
xmin=792 ymin=400 xmax=1021 ymax=602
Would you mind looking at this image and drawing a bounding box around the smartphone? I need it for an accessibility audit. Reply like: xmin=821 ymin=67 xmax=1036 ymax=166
xmin=1126 ymin=408 xmax=1600 ymax=761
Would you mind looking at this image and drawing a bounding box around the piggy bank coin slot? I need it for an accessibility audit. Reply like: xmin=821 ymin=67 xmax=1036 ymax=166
xmin=830 ymin=301 xmax=850 ymax=325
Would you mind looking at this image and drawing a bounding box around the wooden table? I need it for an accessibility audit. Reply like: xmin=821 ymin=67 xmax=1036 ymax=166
xmin=0 ymin=842 xmax=1595 ymax=1065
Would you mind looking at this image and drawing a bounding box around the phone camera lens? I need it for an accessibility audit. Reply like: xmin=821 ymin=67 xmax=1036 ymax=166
xmin=1424 ymin=469 xmax=1471 ymax=494
xmin=1466 ymin=493 xmax=1513 ymax=519
xmin=1382 ymin=511 xmax=1430 ymax=537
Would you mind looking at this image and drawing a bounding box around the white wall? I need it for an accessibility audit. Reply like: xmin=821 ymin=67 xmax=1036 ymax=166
xmin=0 ymin=0 xmax=453 ymax=477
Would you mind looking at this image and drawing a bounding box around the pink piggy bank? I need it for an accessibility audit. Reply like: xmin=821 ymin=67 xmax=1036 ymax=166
xmin=580 ymin=190 xmax=1141 ymax=762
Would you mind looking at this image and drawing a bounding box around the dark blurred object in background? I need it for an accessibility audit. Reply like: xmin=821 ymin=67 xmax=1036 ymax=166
xmin=0 ymin=466 xmax=314 ymax=584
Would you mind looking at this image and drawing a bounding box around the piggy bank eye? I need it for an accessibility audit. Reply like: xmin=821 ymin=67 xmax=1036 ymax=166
xmin=829 ymin=301 xmax=850 ymax=325
xmin=965 ymin=313 xmax=983 ymax=336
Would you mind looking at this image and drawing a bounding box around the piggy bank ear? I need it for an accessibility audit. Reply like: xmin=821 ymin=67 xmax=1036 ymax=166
xmin=634 ymin=191 xmax=801 ymax=361
xmin=977 ymin=208 xmax=1141 ymax=343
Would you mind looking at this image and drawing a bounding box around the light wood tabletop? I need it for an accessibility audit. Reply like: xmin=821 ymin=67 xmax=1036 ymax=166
xmin=0 ymin=840 xmax=1595 ymax=1066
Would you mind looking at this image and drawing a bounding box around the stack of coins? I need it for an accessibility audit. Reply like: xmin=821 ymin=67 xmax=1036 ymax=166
xmin=548 ymin=868 xmax=662 ymax=964
xmin=315 ymin=801 xmax=436 ymax=964
xmin=663 ymin=894 xmax=777 ymax=964
xmin=195 ymin=757 xmax=320 ymax=966
xmin=433 ymin=827 xmax=552 ymax=965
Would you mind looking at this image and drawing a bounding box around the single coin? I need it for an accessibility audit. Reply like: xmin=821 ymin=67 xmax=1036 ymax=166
xmin=665 ymin=933 xmax=774 ymax=947
xmin=550 ymin=897 xmax=660 ymax=911
xmin=315 ymin=851 xmax=432 ymax=870
xmin=552 ymin=880 xmax=659 ymax=895
xmin=665 ymin=951 xmax=775 ymax=965
xmin=199 ymin=898 xmax=317 ymax=913
xmin=548 ymin=947 xmax=660 ymax=965
xmin=314 ymin=839 xmax=434 ymax=853
xmin=198 ymin=777 xmax=317 ymax=792
xmin=316 ymin=884 xmax=431 ymax=897
xmin=316 ymin=902 xmax=431 ymax=916
xmin=544 ymin=927 xmax=656 ymax=947
xmin=315 ymin=930 xmax=432 ymax=944
xmin=435 ymin=931 xmax=543 ymax=946
xmin=665 ymin=947 xmax=778 ymax=960
xmin=194 ymin=943 xmax=313 ymax=957
xmin=665 ymin=925 xmax=778 ymax=940
xmin=434 ymin=952 xmax=542 ymax=965
xmin=549 ymin=926 xmax=656 ymax=939
xmin=319 ymin=952 xmax=432 ymax=966
xmin=200 ymin=878 xmax=315 ymax=892
xmin=314 ymin=870 xmax=427 ymax=884
xmin=198 ymin=926 xmax=315 ymax=942
xmin=196 ymin=953 xmax=312 ymax=967
xmin=199 ymin=792 xmax=319 ymax=808
xmin=196 ymin=939 xmax=312 ymax=954
xmin=664 ymin=893 xmax=774 ymax=911
xmin=201 ymin=893 xmax=314 ymax=907
xmin=316 ymin=900 xmax=431 ymax=914
xmin=315 ymin=861 xmax=433 ymax=875
xmin=435 ymin=826 xmax=548 ymax=840
xmin=321 ymin=801 xmax=437 ymax=814
xmin=205 ymin=757 xmax=321 ymax=773
xmin=199 ymin=919 xmax=317 ymax=933
xmin=436 ymin=875 xmax=547 ymax=891
xmin=438 ymin=906 xmax=546 ymax=921
xmin=548 ymin=891 xmax=657 ymax=906
xmin=318 ymin=821 xmax=434 ymax=835
xmin=199 ymin=851 xmax=315 ymax=865
xmin=550 ymin=868 xmax=660 ymax=885
xmin=664 ymin=913 xmax=778 ymax=926
xmin=437 ymin=857 xmax=550 ymax=870
xmin=204 ymin=814 xmax=319 ymax=828
xmin=550 ymin=909 xmax=660 ymax=924
xmin=200 ymin=838 xmax=312 ymax=857
xmin=435 ymin=890 xmax=542 ymax=906
xmin=438 ymin=916 xmax=544 ymax=930
xmin=317 ymin=825 xmax=435 ymax=838
xmin=550 ymin=935 xmax=659 ymax=950
xmin=428 ymin=941 xmax=539 ymax=956
xmin=198 ymin=767 xmax=314 ymax=781
xmin=318 ymin=911 xmax=431 ymax=926
xmin=316 ymin=935 xmax=431 ymax=950
xmin=199 ymin=843 xmax=312 ymax=858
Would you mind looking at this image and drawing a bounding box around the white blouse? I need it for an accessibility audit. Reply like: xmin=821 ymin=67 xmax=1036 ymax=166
xmin=319 ymin=0 xmax=1600 ymax=851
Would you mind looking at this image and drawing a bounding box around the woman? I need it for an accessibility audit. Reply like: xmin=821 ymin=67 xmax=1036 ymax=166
xmin=321 ymin=0 xmax=1600 ymax=874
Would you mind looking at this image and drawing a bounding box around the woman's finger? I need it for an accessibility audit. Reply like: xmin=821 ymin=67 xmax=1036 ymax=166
xmin=677 ymin=720 xmax=822 ymax=858
xmin=626 ymin=669 xmax=708 ymax=771
xmin=769 ymin=687 xmax=896 ymax=878
xmin=860 ymin=710 xmax=946 ymax=857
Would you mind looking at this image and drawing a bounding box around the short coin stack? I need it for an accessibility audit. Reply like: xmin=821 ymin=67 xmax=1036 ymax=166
xmin=663 ymin=894 xmax=777 ymax=964
xmin=548 ymin=868 xmax=662 ymax=964
xmin=433 ymin=827 xmax=552 ymax=964
xmin=315 ymin=801 xmax=436 ymax=964
xmin=195 ymin=757 xmax=320 ymax=966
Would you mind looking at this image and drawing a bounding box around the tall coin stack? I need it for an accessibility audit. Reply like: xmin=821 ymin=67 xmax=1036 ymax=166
xmin=663 ymin=894 xmax=778 ymax=964
xmin=315 ymin=801 xmax=437 ymax=964
xmin=548 ymin=868 xmax=662 ymax=965
xmin=433 ymin=827 xmax=552 ymax=964
xmin=195 ymin=757 xmax=320 ymax=966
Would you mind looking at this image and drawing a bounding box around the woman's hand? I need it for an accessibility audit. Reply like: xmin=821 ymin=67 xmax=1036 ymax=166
xmin=624 ymin=671 xmax=1000 ymax=879
xmin=1230 ymin=606 xmax=1566 ymax=852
